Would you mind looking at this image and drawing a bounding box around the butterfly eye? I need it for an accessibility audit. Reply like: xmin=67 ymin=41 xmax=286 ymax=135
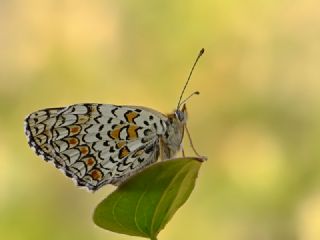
xmin=176 ymin=110 xmax=185 ymax=122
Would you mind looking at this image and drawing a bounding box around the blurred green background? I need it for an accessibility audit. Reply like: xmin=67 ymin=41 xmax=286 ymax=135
xmin=1 ymin=1 xmax=320 ymax=240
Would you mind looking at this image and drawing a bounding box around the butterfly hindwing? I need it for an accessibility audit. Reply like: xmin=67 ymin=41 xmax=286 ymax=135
xmin=24 ymin=103 xmax=168 ymax=190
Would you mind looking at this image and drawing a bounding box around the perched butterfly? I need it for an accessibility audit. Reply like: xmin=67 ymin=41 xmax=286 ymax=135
xmin=24 ymin=48 xmax=206 ymax=191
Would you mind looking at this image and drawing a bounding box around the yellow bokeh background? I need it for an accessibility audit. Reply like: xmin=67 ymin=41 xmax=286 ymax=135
xmin=1 ymin=1 xmax=320 ymax=240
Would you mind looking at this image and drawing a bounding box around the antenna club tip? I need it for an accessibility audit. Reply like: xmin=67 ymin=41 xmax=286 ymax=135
xmin=195 ymin=91 xmax=200 ymax=95
xmin=199 ymin=48 xmax=205 ymax=55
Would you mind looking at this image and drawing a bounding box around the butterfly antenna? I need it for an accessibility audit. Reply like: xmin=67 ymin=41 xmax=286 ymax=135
xmin=179 ymin=91 xmax=200 ymax=106
xmin=177 ymin=48 xmax=205 ymax=109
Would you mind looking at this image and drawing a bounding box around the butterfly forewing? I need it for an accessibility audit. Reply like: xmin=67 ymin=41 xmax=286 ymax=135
xmin=24 ymin=103 xmax=168 ymax=191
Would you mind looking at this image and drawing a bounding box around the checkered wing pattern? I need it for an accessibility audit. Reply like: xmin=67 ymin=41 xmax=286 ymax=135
xmin=24 ymin=104 xmax=168 ymax=191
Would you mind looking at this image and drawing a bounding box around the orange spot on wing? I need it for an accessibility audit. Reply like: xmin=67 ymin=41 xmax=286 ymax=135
xmin=125 ymin=111 xmax=139 ymax=123
xmin=116 ymin=141 xmax=126 ymax=149
xmin=127 ymin=125 xmax=139 ymax=139
xmin=86 ymin=157 xmax=95 ymax=166
xmin=67 ymin=138 xmax=79 ymax=147
xmin=90 ymin=169 xmax=102 ymax=181
xmin=119 ymin=146 xmax=130 ymax=159
xmin=79 ymin=146 xmax=89 ymax=155
xmin=110 ymin=127 xmax=121 ymax=139
xmin=70 ymin=126 xmax=81 ymax=134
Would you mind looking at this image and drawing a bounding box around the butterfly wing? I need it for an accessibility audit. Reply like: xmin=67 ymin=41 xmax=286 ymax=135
xmin=25 ymin=107 xmax=64 ymax=162
xmin=24 ymin=104 xmax=168 ymax=191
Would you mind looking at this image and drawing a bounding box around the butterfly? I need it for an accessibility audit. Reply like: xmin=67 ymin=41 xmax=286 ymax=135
xmin=24 ymin=48 xmax=206 ymax=191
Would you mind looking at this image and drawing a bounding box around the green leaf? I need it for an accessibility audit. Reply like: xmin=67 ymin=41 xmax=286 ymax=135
xmin=93 ymin=157 xmax=204 ymax=240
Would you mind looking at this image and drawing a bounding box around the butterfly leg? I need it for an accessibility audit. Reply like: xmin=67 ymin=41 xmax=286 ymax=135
xmin=185 ymin=124 xmax=206 ymax=160
xmin=181 ymin=144 xmax=186 ymax=157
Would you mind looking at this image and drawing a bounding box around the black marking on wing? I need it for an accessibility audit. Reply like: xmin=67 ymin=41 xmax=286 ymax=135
xmin=96 ymin=132 xmax=103 ymax=140
xmin=145 ymin=144 xmax=154 ymax=154
xmin=111 ymin=107 xmax=118 ymax=117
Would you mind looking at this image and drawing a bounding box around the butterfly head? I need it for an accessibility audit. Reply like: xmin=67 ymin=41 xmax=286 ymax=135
xmin=175 ymin=104 xmax=188 ymax=124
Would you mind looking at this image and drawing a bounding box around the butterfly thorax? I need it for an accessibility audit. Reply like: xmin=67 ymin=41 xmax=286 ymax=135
xmin=160 ymin=105 xmax=187 ymax=160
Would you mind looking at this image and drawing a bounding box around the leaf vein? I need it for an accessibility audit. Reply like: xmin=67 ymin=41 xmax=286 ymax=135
xmin=150 ymin=161 xmax=191 ymax=235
